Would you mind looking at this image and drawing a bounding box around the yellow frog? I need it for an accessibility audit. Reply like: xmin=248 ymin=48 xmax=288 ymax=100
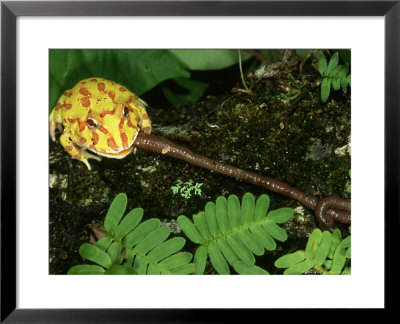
xmin=50 ymin=77 xmax=152 ymax=170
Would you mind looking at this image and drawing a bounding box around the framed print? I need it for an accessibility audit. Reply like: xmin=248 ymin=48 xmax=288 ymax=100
xmin=1 ymin=0 xmax=398 ymax=321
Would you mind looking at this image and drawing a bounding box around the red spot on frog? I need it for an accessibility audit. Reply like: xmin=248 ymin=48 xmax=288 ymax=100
xmin=107 ymin=137 xmax=119 ymax=151
xmin=119 ymin=87 xmax=126 ymax=92
xmin=90 ymin=78 xmax=97 ymax=82
xmin=79 ymin=137 xmax=87 ymax=144
xmin=64 ymin=104 xmax=72 ymax=110
xmin=141 ymin=126 xmax=151 ymax=134
xmin=108 ymin=91 xmax=115 ymax=101
xmin=97 ymin=82 xmax=106 ymax=93
xmin=91 ymin=131 xmax=99 ymax=145
xmin=100 ymin=109 xmax=115 ymax=118
xmin=79 ymin=88 xmax=91 ymax=97
xmin=99 ymin=126 xmax=109 ymax=135
xmin=120 ymin=132 xmax=128 ymax=148
xmin=77 ymin=120 xmax=87 ymax=132
xmin=81 ymin=97 xmax=91 ymax=108
xmin=65 ymin=145 xmax=73 ymax=152
xmin=127 ymin=120 xmax=137 ymax=129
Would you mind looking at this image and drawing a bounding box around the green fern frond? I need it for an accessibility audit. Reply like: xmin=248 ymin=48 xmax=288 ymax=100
xmin=318 ymin=52 xmax=351 ymax=102
xmin=68 ymin=193 xmax=195 ymax=275
xmin=177 ymin=193 xmax=294 ymax=274
xmin=274 ymin=228 xmax=351 ymax=274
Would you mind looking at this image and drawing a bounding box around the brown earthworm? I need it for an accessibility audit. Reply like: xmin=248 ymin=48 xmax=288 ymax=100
xmin=133 ymin=133 xmax=351 ymax=231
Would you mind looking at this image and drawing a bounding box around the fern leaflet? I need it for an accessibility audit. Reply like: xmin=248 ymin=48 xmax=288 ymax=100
xmin=274 ymin=228 xmax=351 ymax=274
xmin=178 ymin=193 xmax=294 ymax=274
xmin=318 ymin=51 xmax=351 ymax=102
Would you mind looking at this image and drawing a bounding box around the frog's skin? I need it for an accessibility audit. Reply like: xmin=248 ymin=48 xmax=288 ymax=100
xmin=50 ymin=77 xmax=152 ymax=170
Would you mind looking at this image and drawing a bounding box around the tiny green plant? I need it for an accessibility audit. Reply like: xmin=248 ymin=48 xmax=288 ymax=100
xmin=274 ymin=228 xmax=351 ymax=274
xmin=284 ymin=73 xmax=302 ymax=106
xmin=171 ymin=179 xmax=203 ymax=199
xmin=68 ymin=193 xmax=196 ymax=275
xmin=178 ymin=193 xmax=294 ymax=274
xmin=318 ymin=52 xmax=351 ymax=102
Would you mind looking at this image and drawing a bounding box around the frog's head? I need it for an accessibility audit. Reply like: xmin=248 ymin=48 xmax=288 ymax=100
xmin=83 ymin=103 xmax=141 ymax=159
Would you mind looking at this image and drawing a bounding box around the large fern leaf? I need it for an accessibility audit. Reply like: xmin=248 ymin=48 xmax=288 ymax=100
xmin=177 ymin=193 xmax=294 ymax=274
xmin=68 ymin=193 xmax=195 ymax=275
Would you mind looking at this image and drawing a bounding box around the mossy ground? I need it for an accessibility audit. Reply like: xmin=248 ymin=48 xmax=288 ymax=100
xmin=49 ymin=60 xmax=351 ymax=274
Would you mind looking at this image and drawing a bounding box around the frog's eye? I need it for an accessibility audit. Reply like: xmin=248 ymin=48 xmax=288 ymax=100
xmin=87 ymin=117 xmax=99 ymax=129
xmin=123 ymin=106 xmax=130 ymax=119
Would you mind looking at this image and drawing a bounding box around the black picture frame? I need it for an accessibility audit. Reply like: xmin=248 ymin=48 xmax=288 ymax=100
xmin=1 ymin=0 xmax=398 ymax=321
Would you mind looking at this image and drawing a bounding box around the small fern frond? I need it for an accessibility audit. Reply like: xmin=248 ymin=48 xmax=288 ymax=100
xmin=68 ymin=193 xmax=195 ymax=275
xmin=317 ymin=51 xmax=351 ymax=102
xmin=274 ymin=228 xmax=351 ymax=274
xmin=177 ymin=193 xmax=294 ymax=274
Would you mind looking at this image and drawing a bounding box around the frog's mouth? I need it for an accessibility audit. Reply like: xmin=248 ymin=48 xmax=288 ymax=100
xmin=86 ymin=136 xmax=137 ymax=159
xmin=93 ymin=144 xmax=135 ymax=159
